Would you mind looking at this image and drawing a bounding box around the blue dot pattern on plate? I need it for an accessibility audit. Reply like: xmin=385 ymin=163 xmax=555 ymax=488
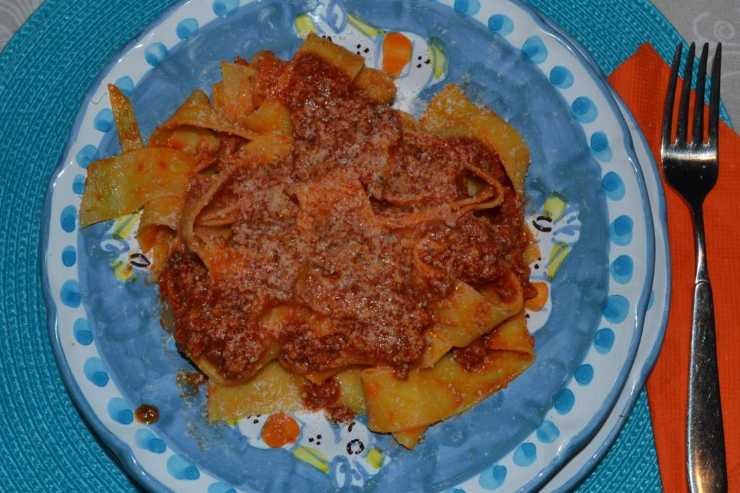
xmin=603 ymin=294 xmax=629 ymax=324
xmin=574 ymin=364 xmax=594 ymax=385
xmin=62 ymin=246 xmax=77 ymax=267
xmin=513 ymin=442 xmax=537 ymax=467
xmin=609 ymin=215 xmax=633 ymax=245
xmin=76 ymin=144 xmax=98 ymax=168
xmin=60 ymin=205 xmax=76 ymax=233
xmin=521 ymin=36 xmax=547 ymax=64
xmin=114 ymin=76 xmax=135 ymax=97
xmin=94 ymin=108 xmax=114 ymax=132
xmin=107 ymin=397 xmax=134 ymax=425
xmin=177 ymin=18 xmax=200 ymax=40
xmin=167 ymin=454 xmax=200 ymax=481
xmin=478 ymin=464 xmax=507 ymax=490
xmin=571 ymin=96 xmax=598 ymax=123
xmin=554 ymin=388 xmax=575 ymax=414
xmin=601 ymin=171 xmax=625 ymax=200
xmin=594 ymin=328 xmax=615 ymax=354
xmin=549 ymin=66 xmax=573 ymax=88
xmin=454 ymin=0 xmax=480 ymax=16
xmin=487 ymin=14 xmax=513 ymax=36
xmin=145 ymin=43 xmax=168 ymax=67
xmin=72 ymin=174 xmax=85 ymax=195
xmin=83 ymin=357 xmax=109 ymax=387
xmin=590 ymin=131 xmax=612 ymax=161
xmin=213 ymin=0 xmax=239 ymax=17
xmin=136 ymin=429 xmax=167 ymax=454
xmin=208 ymin=482 xmax=238 ymax=493
xmin=74 ymin=318 xmax=93 ymax=345
xmin=610 ymin=255 xmax=634 ymax=284
xmin=536 ymin=420 xmax=560 ymax=443
xmin=61 ymin=280 xmax=81 ymax=308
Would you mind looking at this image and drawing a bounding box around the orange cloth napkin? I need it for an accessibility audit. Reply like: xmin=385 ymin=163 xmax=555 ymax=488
xmin=608 ymin=44 xmax=740 ymax=492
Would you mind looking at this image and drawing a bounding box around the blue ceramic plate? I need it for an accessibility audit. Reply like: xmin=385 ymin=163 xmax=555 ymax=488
xmin=42 ymin=1 xmax=655 ymax=491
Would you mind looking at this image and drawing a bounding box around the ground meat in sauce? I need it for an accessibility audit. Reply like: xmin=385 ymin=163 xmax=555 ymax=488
xmin=157 ymin=52 xmax=532 ymax=412
xmin=302 ymin=378 xmax=355 ymax=423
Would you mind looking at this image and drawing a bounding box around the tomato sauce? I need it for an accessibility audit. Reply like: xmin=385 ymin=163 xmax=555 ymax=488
xmin=158 ymin=52 xmax=531 ymax=391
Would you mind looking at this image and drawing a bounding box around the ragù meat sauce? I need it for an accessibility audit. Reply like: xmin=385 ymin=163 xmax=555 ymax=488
xmin=158 ymin=52 xmax=532 ymax=402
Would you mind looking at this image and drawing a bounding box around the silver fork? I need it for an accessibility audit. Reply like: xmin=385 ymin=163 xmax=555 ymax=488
xmin=661 ymin=42 xmax=727 ymax=493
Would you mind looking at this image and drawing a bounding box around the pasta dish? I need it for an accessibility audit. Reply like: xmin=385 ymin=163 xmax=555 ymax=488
xmin=80 ymin=34 xmax=540 ymax=449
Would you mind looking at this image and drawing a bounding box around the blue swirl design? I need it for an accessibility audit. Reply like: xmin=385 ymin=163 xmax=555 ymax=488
xmin=454 ymin=0 xmax=480 ymax=16
xmin=571 ymin=96 xmax=598 ymax=123
xmin=135 ymin=429 xmax=167 ymax=454
xmin=513 ymin=442 xmax=537 ymax=467
xmin=60 ymin=280 xmax=81 ymax=308
xmin=487 ymin=14 xmax=513 ymax=36
xmin=94 ymin=109 xmax=114 ymax=132
xmin=601 ymin=171 xmax=625 ymax=200
xmin=478 ymin=464 xmax=507 ymax=490
xmin=536 ymin=421 xmax=560 ymax=443
xmin=610 ymin=255 xmax=634 ymax=284
xmin=62 ymin=246 xmax=77 ymax=267
xmin=177 ymin=18 xmax=200 ymax=40
xmin=107 ymin=397 xmax=134 ymax=425
xmin=549 ymin=66 xmax=573 ymax=88
xmin=609 ymin=215 xmax=634 ymax=245
xmin=574 ymin=364 xmax=594 ymax=385
xmin=554 ymin=388 xmax=575 ymax=415
xmin=167 ymin=454 xmax=200 ymax=480
xmin=590 ymin=131 xmax=612 ymax=161
xmin=114 ymin=76 xmax=135 ymax=96
xmin=213 ymin=0 xmax=239 ymax=17
xmin=594 ymin=328 xmax=615 ymax=354
xmin=83 ymin=357 xmax=109 ymax=387
xmin=521 ymin=36 xmax=547 ymax=64
xmin=73 ymin=318 xmax=93 ymax=345
xmin=75 ymin=144 xmax=98 ymax=168
xmin=145 ymin=43 xmax=168 ymax=67
xmin=603 ymin=295 xmax=629 ymax=324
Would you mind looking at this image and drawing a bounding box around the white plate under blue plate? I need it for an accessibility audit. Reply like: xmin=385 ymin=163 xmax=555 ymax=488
xmin=42 ymin=1 xmax=656 ymax=492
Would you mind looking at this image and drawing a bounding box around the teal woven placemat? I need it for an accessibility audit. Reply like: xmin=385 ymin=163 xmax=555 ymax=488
xmin=0 ymin=0 xmax=675 ymax=491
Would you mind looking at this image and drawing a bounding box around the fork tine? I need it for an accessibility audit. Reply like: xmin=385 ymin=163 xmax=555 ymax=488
xmin=692 ymin=44 xmax=709 ymax=145
xmin=662 ymin=44 xmax=682 ymax=153
xmin=709 ymin=43 xmax=722 ymax=147
xmin=676 ymin=43 xmax=695 ymax=145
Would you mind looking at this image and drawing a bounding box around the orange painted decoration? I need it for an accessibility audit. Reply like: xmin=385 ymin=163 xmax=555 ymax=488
xmin=261 ymin=412 xmax=300 ymax=448
xmin=382 ymin=32 xmax=413 ymax=78
xmin=524 ymin=281 xmax=548 ymax=311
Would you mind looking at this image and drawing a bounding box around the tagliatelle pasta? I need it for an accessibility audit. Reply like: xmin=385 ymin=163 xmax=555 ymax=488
xmin=80 ymin=34 xmax=540 ymax=449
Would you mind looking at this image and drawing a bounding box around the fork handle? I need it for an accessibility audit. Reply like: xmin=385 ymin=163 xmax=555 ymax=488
xmin=687 ymin=209 xmax=727 ymax=493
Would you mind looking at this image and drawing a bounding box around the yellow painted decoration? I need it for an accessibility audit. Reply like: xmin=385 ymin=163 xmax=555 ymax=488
xmin=112 ymin=259 xmax=134 ymax=282
xmin=429 ymin=37 xmax=448 ymax=80
xmin=347 ymin=13 xmax=383 ymax=38
xmin=294 ymin=14 xmax=316 ymax=38
xmin=543 ymin=194 xmax=567 ymax=222
xmin=112 ymin=212 xmax=139 ymax=240
xmin=547 ymin=242 xmax=571 ymax=280
xmin=367 ymin=448 xmax=384 ymax=469
xmin=292 ymin=446 xmax=330 ymax=474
